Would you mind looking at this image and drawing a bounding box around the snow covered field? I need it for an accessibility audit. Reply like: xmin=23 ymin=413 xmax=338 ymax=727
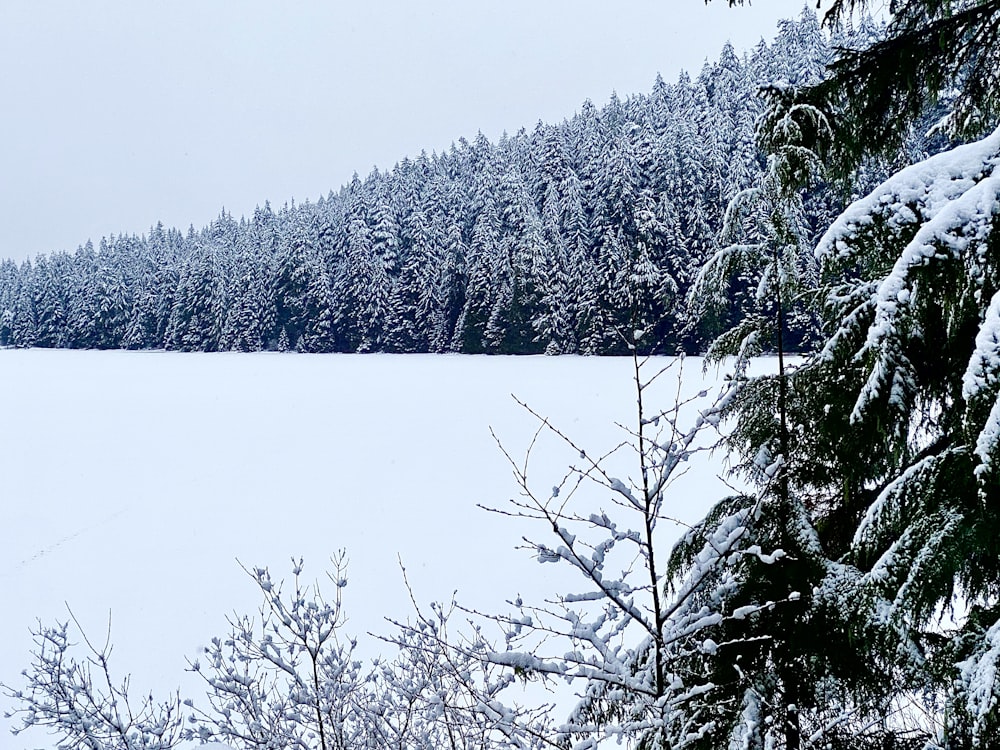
xmin=0 ymin=350 xmax=734 ymax=747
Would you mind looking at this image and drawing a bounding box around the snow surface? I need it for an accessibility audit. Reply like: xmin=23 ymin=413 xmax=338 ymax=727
xmin=0 ymin=350 xmax=733 ymax=749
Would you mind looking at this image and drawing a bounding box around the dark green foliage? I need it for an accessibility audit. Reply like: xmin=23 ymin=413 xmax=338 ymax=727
xmin=683 ymin=0 xmax=1000 ymax=745
xmin=819 ymin=0 xmax=1000 ymax=172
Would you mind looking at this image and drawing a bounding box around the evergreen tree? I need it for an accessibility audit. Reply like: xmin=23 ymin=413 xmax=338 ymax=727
xmin=272 ymin=219 xmax=319 ymax=351
xmin=676 ymin=0 xmax=1000 ymax=746
xmin=0 ymin=258 xmax=19 ymax=346
xmin=496 ymin=166 xmax=546 ymax=354
xmin=782 ymin=0 xmax=1000 ymax=743
xmin=10 ymin=260 xmax=38 ymax=347
xmin=221 ymin=218 xmax=276 ymax=353
xmin=164 ymin=242 xmax=225 ymax=352
xmin=533 ymin=180 xmax=576 ymax=354
xmin=453 ymin=196 xmax=505 ymax=353
xmin=32 ymin=255 xmax=69 ymax=348
xmin=795 ymin=126 xmax=1000 ymax=748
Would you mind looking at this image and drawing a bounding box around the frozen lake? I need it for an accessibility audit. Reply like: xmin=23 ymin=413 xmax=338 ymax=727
xmin=0 ymin=350 xmax=734 ymax=747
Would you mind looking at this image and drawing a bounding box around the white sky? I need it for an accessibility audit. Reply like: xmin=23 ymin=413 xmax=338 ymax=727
xmin=0 ymin=0 xmax=808 ymax=263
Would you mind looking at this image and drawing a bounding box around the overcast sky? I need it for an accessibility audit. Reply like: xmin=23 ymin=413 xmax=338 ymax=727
xmin=1 ymin=0 xmax=809 ymax=263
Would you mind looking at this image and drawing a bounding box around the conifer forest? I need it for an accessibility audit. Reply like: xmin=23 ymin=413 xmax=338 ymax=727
xmin=4 ymin=0 xmax=1000 ymax=747
xmin=0 ymin=12 xmax=858 ymax=356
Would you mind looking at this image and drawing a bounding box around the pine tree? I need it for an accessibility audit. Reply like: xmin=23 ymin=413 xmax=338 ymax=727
xmin=10 ymin=260 xmax=38 ymax=347
xmin=672 ymin=65 xmax=852 ymax=750
xmin=31 ymin=255 xmax=69 ymax=348
xmin=164 ymin=242 xmax=225 ymax=352
xmin=221 ymin=227 xmax=275 ymax=352
xmin=0 ymin=259 xmax=19 ymax=346
xmin=453 ymin=196 xmax=505 ymax=353
xmin=271 ymin=220 xmax=318 ymax=351
xmin=496 ymin=166 xmax=546 ymax=354
xmin=532 ymin=175 xmax=576 ymax=354
xmin=689 ymin=0 xmax=1000 ymax=745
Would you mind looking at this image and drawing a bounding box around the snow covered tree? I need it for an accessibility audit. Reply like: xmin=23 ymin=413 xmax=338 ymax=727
xmin=675 ymin=77 xmax=836 ymax=749
xmin=2 ymin=611 xmax=186 ymax=750
xmin=453 ymin=195 xmax=509 ymax=353
xmin=184 ymin=557 xmax=366 ymax=750
xmin=698 ymin=0 xmax=1000 ymax=745
xmin=31 ymin=254 xmax=70 ymax=348
xmin=221 ymin=209 xmax=278 ymax=352
xmin=164 ymin=241 xmax=226 ymax=352
xmin=9 ymin=260 xmax=39 ymax=347
xmin=795 ymin=124 xmax=1000 ymax=749
xmin=533 ymin=179 xmax=577 ymax=354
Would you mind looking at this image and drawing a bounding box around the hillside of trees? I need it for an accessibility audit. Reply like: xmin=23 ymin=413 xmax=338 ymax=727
xmin=0 ymin=11 xmax=883 ymax=355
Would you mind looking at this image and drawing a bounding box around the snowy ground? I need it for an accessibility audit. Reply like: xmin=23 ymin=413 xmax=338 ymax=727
xmin=0 ymin=350 xmax=737 ymax=748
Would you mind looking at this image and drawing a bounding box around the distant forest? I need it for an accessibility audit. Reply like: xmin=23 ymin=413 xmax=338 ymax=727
xmin=0 ymin=12 xmax=893 ymax=355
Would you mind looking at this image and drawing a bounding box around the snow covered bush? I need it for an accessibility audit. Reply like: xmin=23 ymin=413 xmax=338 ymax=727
xmin=182 ymin=555 xmax=366 ymax=750
xmin=1 ymin=551 xmax=561 ymax=750
xmin=181 ymin=554 xmax=555 ymax=750
xmin=372 ymin=569 xmax=556 ymax=750
xmin=1 ymin=611 xmax=186 ymax=750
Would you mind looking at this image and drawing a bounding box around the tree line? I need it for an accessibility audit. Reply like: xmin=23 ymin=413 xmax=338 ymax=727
xmin=0 ymin=11 xmax=879 ymax=356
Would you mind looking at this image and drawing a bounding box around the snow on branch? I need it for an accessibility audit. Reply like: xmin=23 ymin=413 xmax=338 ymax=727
xmin=963 ymin=289 xmax=1000 ymax=402
xmin=816 ymin=126 xmax=1000 ymax=265
xmin=1 ymin=610 xmax=185 ymax=750
xmin=957 ymin=617 xmax=1000 ymax=745
xmin=963 ymin=288 xmax=1000 ymax=480
xmin=814 ymin=126 xmax=1000 ymax=428
xmin=859 ymin=169 xmax=1000 ymax=353
xmin=851 ymin=447 xmax=961 ymax=555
